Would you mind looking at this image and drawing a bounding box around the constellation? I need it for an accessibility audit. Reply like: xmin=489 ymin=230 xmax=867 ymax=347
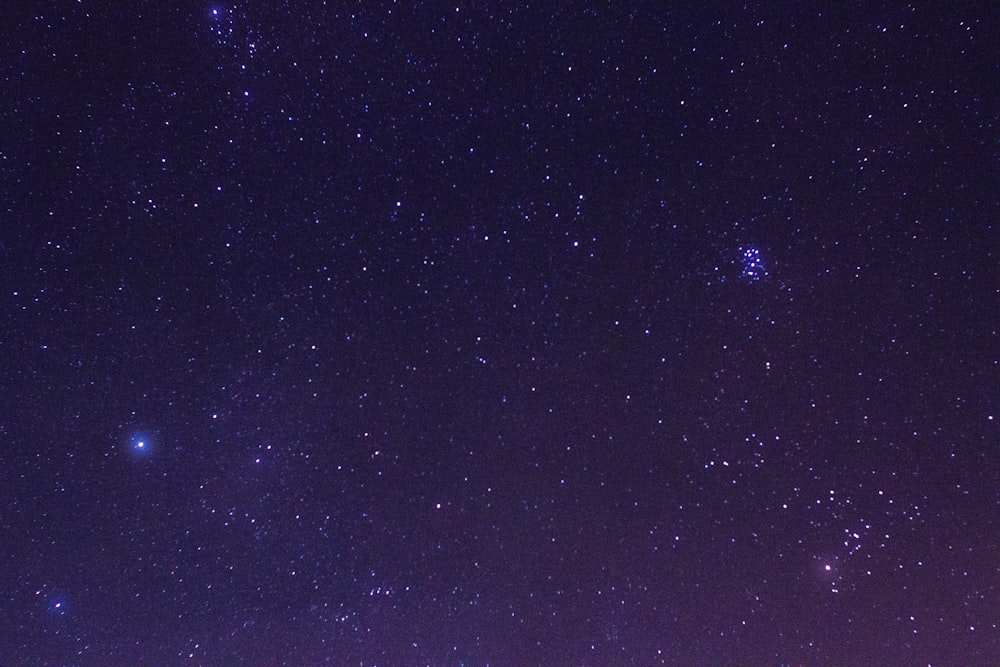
xmin=702 ymin=243 xmax=773 ymax=287
xmin=207 ymin=4 xmax=261 ymax=60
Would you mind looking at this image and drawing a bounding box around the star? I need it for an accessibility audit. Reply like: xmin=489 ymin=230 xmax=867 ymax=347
xmin=128 ymin=432 xmax=155 ymax=457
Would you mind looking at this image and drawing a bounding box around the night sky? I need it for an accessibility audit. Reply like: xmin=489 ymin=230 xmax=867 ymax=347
xmin=2 ymin=2 xmax=998 ymax=665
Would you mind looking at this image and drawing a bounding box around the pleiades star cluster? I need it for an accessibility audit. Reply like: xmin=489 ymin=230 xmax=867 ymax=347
xmin=1 ymin=2 xmax=997 ymax=664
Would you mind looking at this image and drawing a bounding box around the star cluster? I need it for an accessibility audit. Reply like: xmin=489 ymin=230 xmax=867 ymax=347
xmin=1 ymin=2 xmax=997 ymax=664
xmin=739 ymin=245 xmax=767 ymax=282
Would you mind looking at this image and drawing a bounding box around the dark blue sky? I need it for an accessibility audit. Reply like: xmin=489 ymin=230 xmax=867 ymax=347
xmin=1 ymin=2 xmax=997 ymax=664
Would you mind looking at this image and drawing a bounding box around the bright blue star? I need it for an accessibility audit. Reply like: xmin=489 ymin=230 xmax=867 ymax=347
xmin=40 ymin=592 xmax=68 ymax=616
xmin=128 ymin=432 xmax=155 ymax=456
